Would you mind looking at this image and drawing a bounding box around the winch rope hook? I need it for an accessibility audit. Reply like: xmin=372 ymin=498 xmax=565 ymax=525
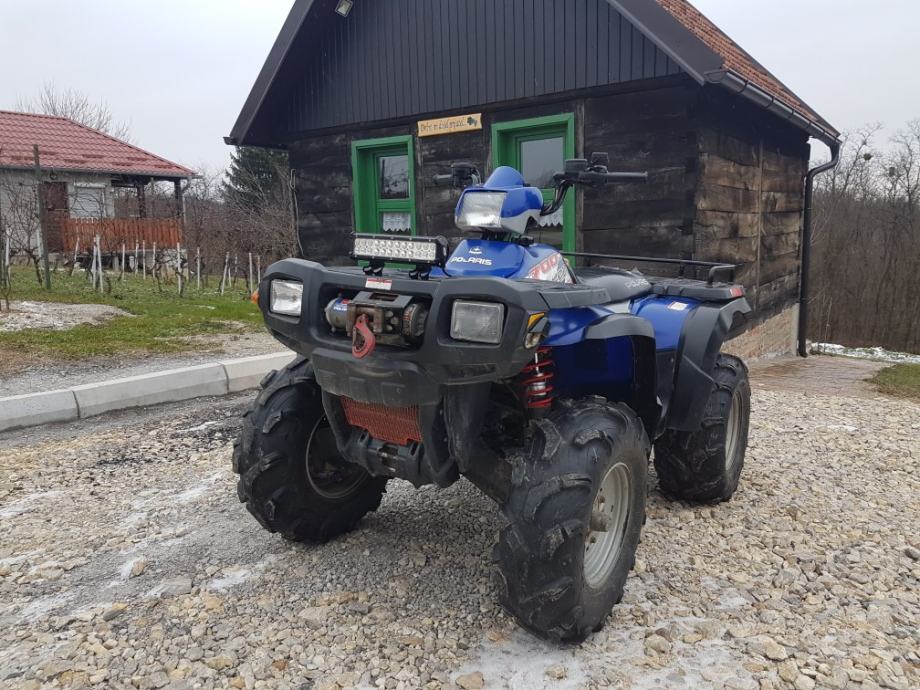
xmin=352 ymin=314 xmax=376 ymax=359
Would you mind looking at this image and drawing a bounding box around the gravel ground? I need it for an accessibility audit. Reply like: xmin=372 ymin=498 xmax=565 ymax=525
xmin=0 ymin=301 xmax=128 ymax=334
xmin=0 ymin=369 xmax=918 ymax=690
xmin=0 ymin=331 xmax=281 ymax=397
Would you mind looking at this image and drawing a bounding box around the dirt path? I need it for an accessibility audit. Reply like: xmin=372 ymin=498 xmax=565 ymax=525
xmin=749 ymin=355 xmax=888 ymax=398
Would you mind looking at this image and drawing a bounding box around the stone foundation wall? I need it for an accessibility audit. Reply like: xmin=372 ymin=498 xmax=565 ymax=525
xmin=723 ymin=305 xmax=799 ymax=361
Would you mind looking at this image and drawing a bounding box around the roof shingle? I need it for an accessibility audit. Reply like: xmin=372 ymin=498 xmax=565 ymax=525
xmin=0 ymin=111 xmax=193 ymax=179
xmin=655 ymin=0 xmax=837 ymax=135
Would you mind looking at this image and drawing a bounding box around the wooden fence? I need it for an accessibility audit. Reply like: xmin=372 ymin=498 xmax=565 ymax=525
xmin=62 ymin=218 xmax=183 ymax=253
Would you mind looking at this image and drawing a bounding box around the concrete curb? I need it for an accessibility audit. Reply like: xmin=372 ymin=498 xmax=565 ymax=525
xmin=0 ymin=352 xmax=297 ymax=433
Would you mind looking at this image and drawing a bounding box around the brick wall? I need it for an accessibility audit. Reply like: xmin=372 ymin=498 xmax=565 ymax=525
xmin=723 ymin=305 xmax=798 ymax=361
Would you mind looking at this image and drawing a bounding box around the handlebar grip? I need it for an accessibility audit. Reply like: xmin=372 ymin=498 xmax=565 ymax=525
xmin=604 ymin=172 xmax=648 ymax=183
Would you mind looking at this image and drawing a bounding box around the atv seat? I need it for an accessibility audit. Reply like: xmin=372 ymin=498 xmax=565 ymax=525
xmin=574 ymin=267 xmax=652 ymax=303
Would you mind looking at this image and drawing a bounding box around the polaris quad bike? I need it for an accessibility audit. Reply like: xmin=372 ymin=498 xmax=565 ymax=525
xmin=234 ymin=154 xmax=752 ymax=642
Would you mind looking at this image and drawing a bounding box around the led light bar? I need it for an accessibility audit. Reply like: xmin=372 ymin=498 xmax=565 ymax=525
xmin=353 ymin=234 xmax=449 ymax=266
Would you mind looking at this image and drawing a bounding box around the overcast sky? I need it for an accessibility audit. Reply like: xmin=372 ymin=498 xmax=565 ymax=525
xmin=2 ymin=0 xmax=917 ymax=173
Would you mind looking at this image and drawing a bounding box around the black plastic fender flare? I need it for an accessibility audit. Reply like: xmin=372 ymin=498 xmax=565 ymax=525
xmin=583 ymin=314 xmax=660 ymax=438
xmin=666 ymin=298 xmax=751 ymax=431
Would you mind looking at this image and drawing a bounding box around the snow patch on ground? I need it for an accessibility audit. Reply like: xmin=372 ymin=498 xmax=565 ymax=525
xmin=205 ymin=554 xmax=280 ymax=592
xmin=9 ymin=592 xmax=74 ymax=624
xmin=453 ymin=630 xmax=589 ymax=690
xmin=207 ymin=568 xmax=253 ymax=591
xmin=0 ymin=490 xmax=63 ymax=519
xmin=176 ymin=473 xmax=222 ymax=503
xmin=812 ymin=342 xmax=920 ymax=364
xmin=0 ymin=300 xmax=128 ymax=333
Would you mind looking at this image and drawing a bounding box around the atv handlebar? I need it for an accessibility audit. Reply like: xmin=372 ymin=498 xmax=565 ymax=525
xmin=575 ymin=170 xmax=649 ymax=185
xmin=541 ymin=155 xmax=647 ymax=217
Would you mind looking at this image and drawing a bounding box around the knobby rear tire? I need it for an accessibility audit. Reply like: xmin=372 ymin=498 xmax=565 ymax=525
xmin=654 ymin=353 xmax=751 ymax=503
xmin=232 ymin=358 xmax=387 ymax=543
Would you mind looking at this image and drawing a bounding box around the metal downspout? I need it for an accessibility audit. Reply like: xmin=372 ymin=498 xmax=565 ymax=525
xmin=798 ymin=141 xmax=841 ymax=357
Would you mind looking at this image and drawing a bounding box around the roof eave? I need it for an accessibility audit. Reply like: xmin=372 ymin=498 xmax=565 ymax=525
xmin=0 ymin=163 xmax=193 ymax=180
xmin=705 ymin=69 xmax=840 ymax=146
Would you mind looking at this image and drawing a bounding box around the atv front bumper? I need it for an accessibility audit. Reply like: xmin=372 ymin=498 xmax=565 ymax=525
xmin=258 ymin=258 xmax=611 ymax=405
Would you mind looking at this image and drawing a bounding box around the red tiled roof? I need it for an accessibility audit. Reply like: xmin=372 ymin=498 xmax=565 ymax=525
xmin=0 ymin=111 xmax=193 ymax=179
xmin=656 ymin=0 xmax=836 ymax=135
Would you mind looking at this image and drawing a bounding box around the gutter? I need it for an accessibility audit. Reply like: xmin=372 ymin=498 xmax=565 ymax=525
xmin=798 ymin=141 xmax=841 ymax=357
xmin=705 ymin=70 xmax=839 ymax=147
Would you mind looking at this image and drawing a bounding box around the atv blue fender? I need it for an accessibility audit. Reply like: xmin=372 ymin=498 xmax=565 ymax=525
xmin=545 ymin=294 xmax=749 ymax=437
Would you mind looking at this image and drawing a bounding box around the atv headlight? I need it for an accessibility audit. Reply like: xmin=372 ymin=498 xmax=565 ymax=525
xmin=270 ymin=280 xmax=304 ymax=316
xmin=451 ymin=301 xmax=504 ymax=344
xmin=456 ymin=191 xmax=506 ymax=230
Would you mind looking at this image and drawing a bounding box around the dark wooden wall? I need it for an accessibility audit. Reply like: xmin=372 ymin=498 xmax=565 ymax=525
xmin=253 ymin=0 xmax=683 ymax=142
xmin=287 ymin=76 xmax=809 ymax=325
xmin=691 ymin=89 xmax=810 ymax=322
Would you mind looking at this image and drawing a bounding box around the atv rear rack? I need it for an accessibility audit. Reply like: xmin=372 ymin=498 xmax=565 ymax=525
xmin=562 ymin=251 xmax=737 ymax=285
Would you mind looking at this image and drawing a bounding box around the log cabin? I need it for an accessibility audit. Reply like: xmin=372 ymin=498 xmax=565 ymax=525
xmin=227 ymin=0 xmax=840 ymax=358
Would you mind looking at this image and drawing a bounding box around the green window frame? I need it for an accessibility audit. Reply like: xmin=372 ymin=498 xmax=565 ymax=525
xmin=492 ymin=113 xmax=576 ymax=252
xmin=351 ymin=135 xmax=417 ymax=236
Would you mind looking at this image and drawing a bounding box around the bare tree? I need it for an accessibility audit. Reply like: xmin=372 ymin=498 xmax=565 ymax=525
xmin=0 ymin=173 xmax=44 ymax=285
xmin=16 ymin=82 xmax=132 ymax=141
xmin=810 ymin=120 xmax=920 ymax=353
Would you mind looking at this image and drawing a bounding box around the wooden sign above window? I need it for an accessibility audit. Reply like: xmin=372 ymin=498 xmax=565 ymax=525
xmin=417 ymin=113 xmax=482 ymax=138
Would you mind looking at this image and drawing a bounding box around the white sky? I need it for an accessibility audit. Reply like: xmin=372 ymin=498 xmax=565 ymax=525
xmin=1 ymin=0 xmax=917 ymax=173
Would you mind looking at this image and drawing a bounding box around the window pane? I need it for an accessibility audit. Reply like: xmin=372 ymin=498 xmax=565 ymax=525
xmin=520 ymin=137 xmax=564 ymax=189
xmin=378 ymin=154 xmax=409 ymax=200
xmin=71 ymin=186 xmax=106 ymax=219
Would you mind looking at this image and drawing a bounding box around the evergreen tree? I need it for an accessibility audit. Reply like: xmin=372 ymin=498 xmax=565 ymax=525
xmin=224 ymin=147 xmax=289 ymax=212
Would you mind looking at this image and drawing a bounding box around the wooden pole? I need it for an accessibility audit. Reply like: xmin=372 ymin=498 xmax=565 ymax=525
xmin=134 ymin=242 xmax=139 ymax=276
xmin=247 ymin=252 xmax=253 ymax=293
xmin=176 ymin=243 xmax=182 ymax=295
xmin=95 ymin=235 xmax=103 ymax=292
xmin=256 ymin=255 xmax=261 ymax=284
xmin=32 ymin=145 xmax=51 ymax=289
xmin=219 ymin=251 xmax=229 ymax=295
xmin=89 ymin=236 xmax=96 ymax=288
xmin=232 ymin=254 xmax=238 ymax=288
xmin=142 ymin=240 xmax=147 ymax=280
xmin=196 ymin=246 xmax=201 ymax=290
xmin=121 ymin=243 xmax=126 ymax=281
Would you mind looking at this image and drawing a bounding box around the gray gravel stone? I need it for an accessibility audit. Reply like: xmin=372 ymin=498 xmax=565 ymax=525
xmin=0 ymin=372 xmax=918 ymax=690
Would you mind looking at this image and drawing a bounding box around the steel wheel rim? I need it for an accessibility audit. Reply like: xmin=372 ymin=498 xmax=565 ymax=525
xmin=725 ymin=390 xmax=743 ymax=472
xmin=584 ymin=462 xmax=631 ymax=589
xmin=304 ymin=416 xmax=367 ymax=500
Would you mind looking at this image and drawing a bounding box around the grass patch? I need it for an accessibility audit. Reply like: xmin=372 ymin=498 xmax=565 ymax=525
xmin=871 ymin=364 xmax=920 ymax=401
xmin=0 ymin=267 xmax=263 ymax=363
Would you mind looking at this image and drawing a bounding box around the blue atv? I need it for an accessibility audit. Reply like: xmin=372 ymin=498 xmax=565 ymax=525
xmin=235 ymin=154 xmax=752 ymax=642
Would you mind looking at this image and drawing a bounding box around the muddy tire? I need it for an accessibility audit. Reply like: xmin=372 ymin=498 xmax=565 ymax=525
xmin=232 ymin=358 xmax=387 ymax=542
xmin=654 ymin=354 xmax=750 ymax=503
xmin=494 ymin=398 xmax=649 ymax=642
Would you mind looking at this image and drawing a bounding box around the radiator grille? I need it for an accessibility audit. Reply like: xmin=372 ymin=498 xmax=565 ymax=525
xmin=340 ymin=397 xmax=422 ymax=446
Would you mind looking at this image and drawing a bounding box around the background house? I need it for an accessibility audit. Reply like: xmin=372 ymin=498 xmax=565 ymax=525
xmin=228 ymin=0 xmax=839 ymax=358
xmin=0 ymin=110 xmax=193 ymax=262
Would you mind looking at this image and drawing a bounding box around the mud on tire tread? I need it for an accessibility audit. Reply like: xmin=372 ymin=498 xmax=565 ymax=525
xmin=232 ymin=358 xmax=387 ymax=543
xmin=654 ymin=354 xmax=750 ymax=503
xmin=494 ymin=399 xmax=649 ymax=642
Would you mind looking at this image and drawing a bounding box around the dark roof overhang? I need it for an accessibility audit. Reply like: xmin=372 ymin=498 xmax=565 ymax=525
xmin=228 ymin=0 xmax=840 ymax=148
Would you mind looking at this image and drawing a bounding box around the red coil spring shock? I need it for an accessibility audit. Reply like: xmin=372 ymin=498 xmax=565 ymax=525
xmin=519 ymin=347 xmax=555 ymax=410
